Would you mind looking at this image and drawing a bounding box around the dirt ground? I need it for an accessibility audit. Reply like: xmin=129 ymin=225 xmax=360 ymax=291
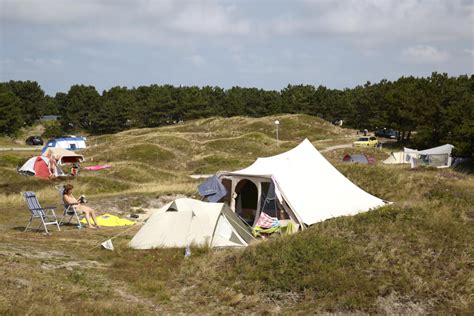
xmin=91 ymin=193 xmax=188 ymax=222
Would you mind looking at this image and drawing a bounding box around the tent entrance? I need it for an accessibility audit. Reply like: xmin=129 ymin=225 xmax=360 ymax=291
xmin=217 ymin=175 xmax=295 ymax=226
xmin=235 ymin=179 xmax=258 ymax=226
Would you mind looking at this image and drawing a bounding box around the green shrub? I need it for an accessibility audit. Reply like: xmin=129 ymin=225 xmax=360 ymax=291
xmin=42 ymin=121 xmax=65 ymax=139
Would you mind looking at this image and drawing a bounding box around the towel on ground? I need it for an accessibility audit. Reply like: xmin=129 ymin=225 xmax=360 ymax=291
xmin=81 ymin=214 xmax=135 ymax=226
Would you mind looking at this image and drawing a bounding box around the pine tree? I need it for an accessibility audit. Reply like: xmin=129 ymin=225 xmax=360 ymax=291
xmin=0 ymin=85 xmax=23 ymax=136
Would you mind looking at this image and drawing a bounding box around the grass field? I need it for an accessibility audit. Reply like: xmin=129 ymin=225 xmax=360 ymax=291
xmin=0 ymin=114 xmax=472 ymax=314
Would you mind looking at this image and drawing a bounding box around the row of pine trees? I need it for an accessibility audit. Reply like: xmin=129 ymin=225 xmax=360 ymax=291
xmin=0 ymin=72 xmax=472 ymax=156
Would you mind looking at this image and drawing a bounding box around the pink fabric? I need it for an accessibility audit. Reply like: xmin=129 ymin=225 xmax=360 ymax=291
xmin=255 ymin=212 xmax=277 ymax=229
xmin=84 ymin=164 xmax=111 ymax=171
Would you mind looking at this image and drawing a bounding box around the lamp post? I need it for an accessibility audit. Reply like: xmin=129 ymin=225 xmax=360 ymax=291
xmin=274 ymin=120 xmax=280 ymax=146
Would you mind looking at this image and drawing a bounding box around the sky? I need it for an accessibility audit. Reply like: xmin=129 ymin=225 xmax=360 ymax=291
xmin=1 ymin=0 xmax=473 ymax=96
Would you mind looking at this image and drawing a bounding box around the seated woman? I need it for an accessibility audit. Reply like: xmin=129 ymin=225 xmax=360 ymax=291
xmin=63 ymin=184 xmax=100 ymax=229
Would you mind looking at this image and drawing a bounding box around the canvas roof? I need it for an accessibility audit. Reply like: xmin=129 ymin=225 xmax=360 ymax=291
xmin=129 ymin=198 xmax=254 ymax=249
xmin=383 ymin=151 xmax=408 ymax=164
xmin=404 ymin=144 xmax=454 ymax=155
xmin=43 ymin=147 xmax=84 ymax=164
xmin=224 ymin=139 xmax=386 ymax=225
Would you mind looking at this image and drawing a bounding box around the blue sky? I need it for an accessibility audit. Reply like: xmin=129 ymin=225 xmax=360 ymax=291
xmin=1 ymin=0 xmax=473 ymax=95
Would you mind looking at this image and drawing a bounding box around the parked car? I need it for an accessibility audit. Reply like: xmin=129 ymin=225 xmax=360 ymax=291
xmin=25 ymin=136 xmax=44 ymax=146
xmin=375 ymin=128 xmax=399 ymax=139
xmin=353 ymin=136 xmax=379 ymax=147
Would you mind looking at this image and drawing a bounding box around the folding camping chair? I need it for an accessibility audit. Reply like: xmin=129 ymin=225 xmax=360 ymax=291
xmin=22 ymin=191 xmax=60 ymax=234
xmin=56 ymin=185 xmax=85 ymax=228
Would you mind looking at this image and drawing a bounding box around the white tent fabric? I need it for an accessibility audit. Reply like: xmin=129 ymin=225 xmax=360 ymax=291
xmin=18 ymin=156 xmax=50 ymax=175
xmin=384 ymin=144 xmax=454 ymax=167
xmin=223 ymin=139 xmax=386 ymax=225
xmin=42 ymin=147 xmax=84 ymax=165
xmin=415 ymin=144 xmax=454 ymax=155
xmin=129 ymin=198 xmax=253 ymax=249
xmin=383 ymin=152 xmax=411 ymax=164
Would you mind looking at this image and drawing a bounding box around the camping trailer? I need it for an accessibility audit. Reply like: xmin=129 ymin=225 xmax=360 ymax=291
xmin=41 ymin=136 xmax=87 ymax=154
xmin=212 ymin=139 xmax=387 ymax=229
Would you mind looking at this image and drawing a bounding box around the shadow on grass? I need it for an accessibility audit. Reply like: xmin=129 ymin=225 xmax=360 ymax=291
xmin=13 ymin=226 xmax=26 ymax=232
xmin=453 ymin=160 xmax=474 ymax=175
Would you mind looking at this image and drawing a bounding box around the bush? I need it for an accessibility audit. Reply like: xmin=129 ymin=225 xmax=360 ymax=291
xmin=42 ymin=121 xmax=65 ymax=139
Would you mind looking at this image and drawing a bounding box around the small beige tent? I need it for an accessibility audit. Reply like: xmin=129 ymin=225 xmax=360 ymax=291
xmin=129 ymin=198 xmax=255 ymax=249
xmin=383 ymin=151 xmax=410 ymax=164
xmin=42 ymin=147 xmax=84 ymax=165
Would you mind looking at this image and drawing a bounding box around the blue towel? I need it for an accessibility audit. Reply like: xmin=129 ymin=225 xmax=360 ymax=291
xmin=197 ymin=175 xmax=227 ymax=203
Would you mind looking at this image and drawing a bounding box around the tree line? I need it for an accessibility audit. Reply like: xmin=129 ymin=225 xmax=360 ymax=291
xmin=0 ymin=72 xmax=472 ymax=157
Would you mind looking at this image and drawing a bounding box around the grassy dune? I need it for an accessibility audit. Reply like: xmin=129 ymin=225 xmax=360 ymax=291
xmin=0 ymin=114 xmax=472 ymax=314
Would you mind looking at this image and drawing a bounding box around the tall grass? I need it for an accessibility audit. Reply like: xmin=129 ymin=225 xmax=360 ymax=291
xmin=0 ymin=115 xmax=472 ymax=314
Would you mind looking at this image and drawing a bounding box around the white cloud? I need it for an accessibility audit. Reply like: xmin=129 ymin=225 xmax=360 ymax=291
xmin=402 ymin=45 xmax=449 ymax=63
xmin=1 ymin=0 xmax=472 ymax=94
xmin=2 ymin=0 xmax=471 ymax=52
xmin=0 ymin=58 xmax=14 ymax=66
xmin=231 ymin=52 xmax=295 ymax=77
xmin=464 ymin=49 xmax=474 ymax=57
xmin=187 ymin=54 xmax=207 ymax=67
xmin=272 ymin=0 xmax=473 ymax=44
xmin=169 ymin=3 xmax=250 ymax=35
xmin=0 ymin=0 xmax=104 ymax=24
xmin=24 ymin=58 xmax=64 ymax=67
xmin=0 ymin=0 xmax=251 ymax=47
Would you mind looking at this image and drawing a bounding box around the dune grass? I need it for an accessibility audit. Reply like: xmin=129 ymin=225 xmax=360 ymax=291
xmin=0 ymin=114 xmax=472 ymax=314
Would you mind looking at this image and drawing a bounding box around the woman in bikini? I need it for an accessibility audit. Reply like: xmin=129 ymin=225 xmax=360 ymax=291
xmin=63 ymin=184 xmax=100 ymax=229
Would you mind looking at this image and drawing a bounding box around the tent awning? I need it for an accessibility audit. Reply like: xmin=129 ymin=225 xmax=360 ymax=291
xmin=43 ymin=147 xmax=84 ymax=165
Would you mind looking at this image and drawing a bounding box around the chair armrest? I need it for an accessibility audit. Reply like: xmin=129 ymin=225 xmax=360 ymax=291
xmin=43 ymin=208 xmax=58 ymax=218
xmin=30 ymin=206 xmax=56 ymax=210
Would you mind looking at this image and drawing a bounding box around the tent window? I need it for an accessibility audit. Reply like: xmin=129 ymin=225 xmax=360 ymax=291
xmin=260 ymin=181 xmax=278 ymax=218
xmin=260 ymin=181 xmax=290 ymax=220
xmin=261 ymin=182 xmax=270 ymax=198
xmin=235 ymin=179 xmax=258 ymax=226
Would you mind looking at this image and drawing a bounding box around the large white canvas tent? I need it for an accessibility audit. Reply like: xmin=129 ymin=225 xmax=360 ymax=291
xmin=217 ymin=139 xmax=387 ymax=227
xmin=383 ymin=144 xmax=454 ymax=168
xmin=129 ymin=198 xmax=254 ymax=249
